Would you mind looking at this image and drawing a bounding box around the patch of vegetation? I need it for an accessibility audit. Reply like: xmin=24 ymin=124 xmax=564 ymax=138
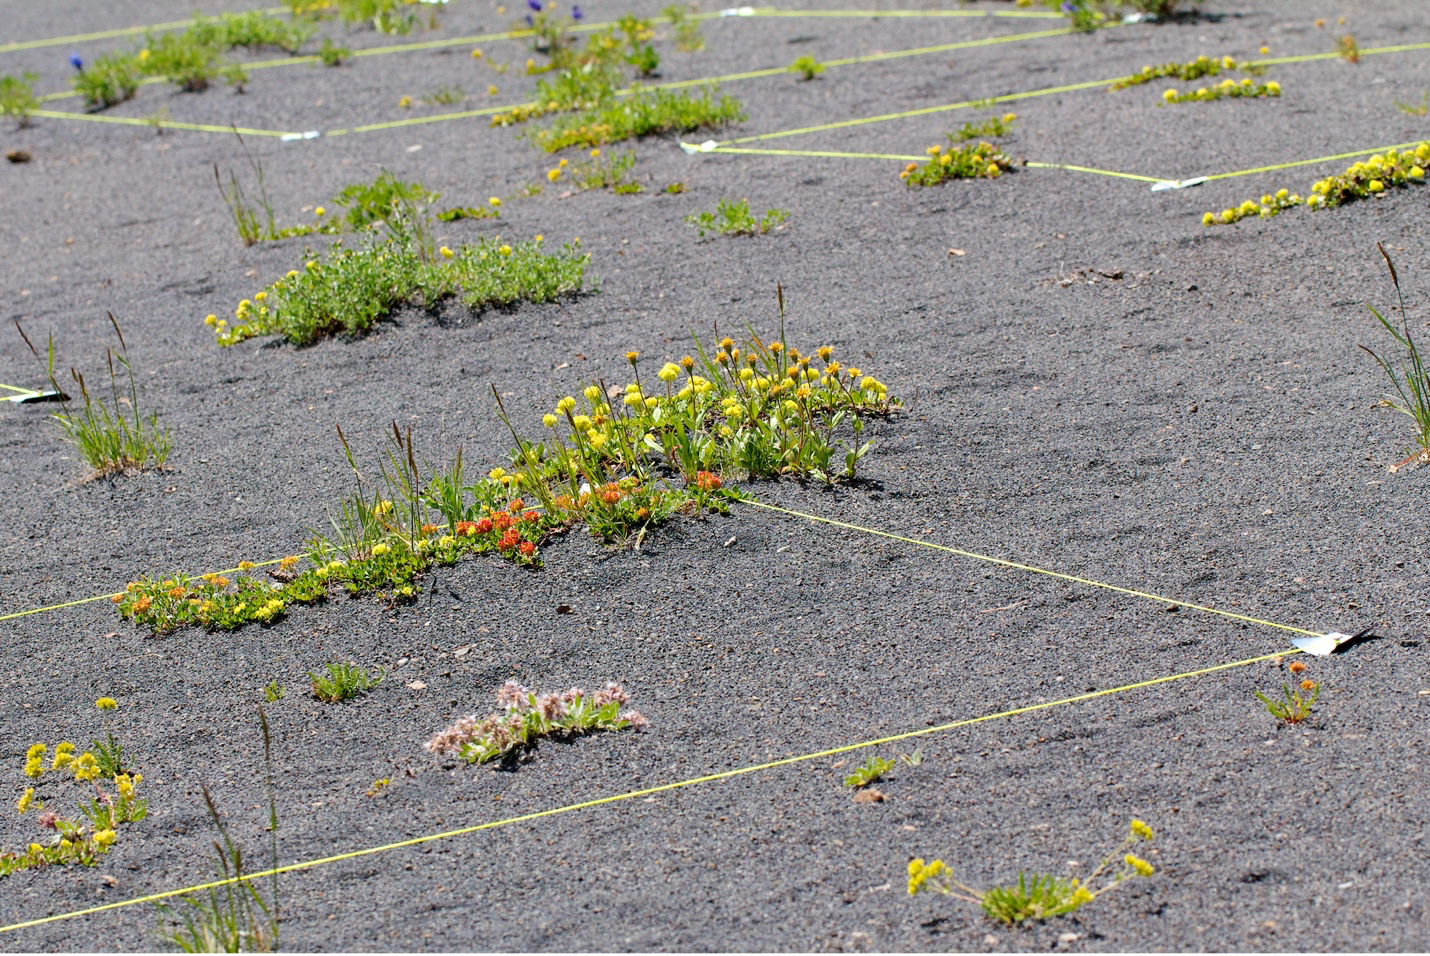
xmin=3 ymin=702 xmax=146 ymax=880
xmin=121 ymin=292 xmax=900 ymax=633
xmin=332 ymin=170 xmax=439 ymax=230
xmin=1337 ymin=33 xmax=1360 ymax=64
xmin=426 ymin=681 xmax=646 ymax=763
xmin=1257 ymin=677 xmax=1320 ymax=725
xmin=15 ymin=316 xmax=171 ymax=477
xmin=435 ymin=202 xmax=502 ymax=222
xmin=1362 ymin=245 xmax=1430 ymax=459
xmin=909 ymin=819 xmax=1158 ymax=925
xmin=789 ymin=55 xmax=823 ymax=80
xmin=317 ymin=38 xmax=352 ymax=66
xmin=559 ymin=148 xmax=641 ymax=191
xmin=1394 ymin=90 xmax=1429 ymax=115
xmin=188 ymin=11 xmax=314 ymax=52
xmin=310 ymin=662 xmax=385 ymax=702
xmin=843 ymin=755 xmax=895 ymax=788
xmin=530 ymin=84 xmax=745 ymax=152
xmin=663 ymin=3 xmax=705 ymax=52
xmin=902 ymin=141 xmax=1014 ymax=186
xmin=215 ymin=133 xmax=280 ymax=246
xmin=137 ymin=31 xmax=241 ymax=93
xmin=952 ymin=112 xmax=1018 ymax=142
xmin=1109 ymin=54 xmax=1261 ymax=90
xmin=686 ymin=198 xmax=788 ymax=237
xmin=1160 ymin=78 xmax=1280 ymax=104
xmin=209 ymin=230 xmax=590 ymax=346
xmin=0 ymin=71 xmax=39 ymax=127
xmin=264 ymin=681 xmax=285 ymax=702
xmin=71 ymin=52 xmax=141 ymax=110
xmin=1204 ymin=143 xmax=1429 ymax=224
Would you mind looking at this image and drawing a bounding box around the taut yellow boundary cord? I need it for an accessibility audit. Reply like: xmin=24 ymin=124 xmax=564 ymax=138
xmin=742 ymin=500 xmax=1324 ymax=638
xmin=0 ymin=645 xmax=1295 ymax=934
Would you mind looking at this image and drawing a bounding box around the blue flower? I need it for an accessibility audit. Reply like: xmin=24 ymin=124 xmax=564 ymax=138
xmin=1060 ymin=0 xmax=1078 ymax=12
xmin=524 ymin=13 xmax=533 ymax=25
xmin=69 ymin=52 xmax=84 ymax=71
xmin=527 ymin=0 xmax=543 ymax=10
xmin=571 ymin=5 xmax=583 ymax=18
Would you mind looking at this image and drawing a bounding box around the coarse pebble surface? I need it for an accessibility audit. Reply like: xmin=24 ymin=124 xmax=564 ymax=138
xmin=1 ymin=0 xmax=1428 ymax=951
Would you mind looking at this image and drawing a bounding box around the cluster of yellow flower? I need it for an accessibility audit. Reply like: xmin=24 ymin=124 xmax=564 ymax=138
xmin=1110 ymin=54 xmax=1248 ymax=90
xmin=902 ymin=141 xmax=1014 ymax=186
xmin=1203 ymin=188 xmax=1302 ymax=226
xmin=1205 ymin=143 xmax=1429 ymax=225
xmin=1308 ymin=144 xmax=1428 ymax=206
xmin=906 ymin=857 xmax=949 ymax=895
xmin=1162 ymin=78 xmax=1280 ymax=103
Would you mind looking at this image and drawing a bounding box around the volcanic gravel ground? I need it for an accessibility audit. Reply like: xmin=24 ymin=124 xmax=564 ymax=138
xmin=1 ymin=0 xmax=1429 ymax=950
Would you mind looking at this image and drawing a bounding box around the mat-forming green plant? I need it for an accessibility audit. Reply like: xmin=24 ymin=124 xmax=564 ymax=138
xmin=789 ymin=55 xmax=824 ymax=80
xmin=909 ymin=819 xmax=1158 ymax=925
xmin=1108 ymin=53 xmax=1263 ymax=90
xmin=1160 ymin=77 xmax=1279 ymax=104
xmin=16 ymin=315 xmax=171 ymax=476
xmin=71 ymin=52 xmax=141 ymax=110
xmin=425 ymin=681 xmax=647 ymax=764
xmin=530 ymin=84 xmax=745 ymax=152
xmin=686 ymin=198 xmax=788 ymax=237
xmin=1361 ymin=245 xmax=1430 ymax=460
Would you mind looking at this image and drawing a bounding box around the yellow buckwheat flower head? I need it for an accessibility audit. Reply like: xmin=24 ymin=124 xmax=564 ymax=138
xmin=1071 ymin=885 xmax=1095 ymax=905
xmin=1202 ymin=212 xmax=1216 ymax=226
xmin=489 ymin=196 xmax=502 ymax=207
xmin=543 ymin=414 xmax=559 ymax=428
xmin=94 ymin=829 xmax=117 ymax=848
xmin=371 ymin=543 xmax=391 ymax=557
xmin=906 ymin=858 xmax=947 ymax=895
xmin=96 ymin=697 xmax=117 ymax=711
xmin=73 ymin=752 xmax=99 ymax=783
xmin=1266 ymin=81 xmax=1280 ymax=95
xmin=26 ymin=743 xmax=45 ymax=761
xmin=398 ymin=96 xmax=411 ymax=108
xmin=440 ymin=245 xmax=454 ymax=258
xmin=657 ymin=363 xmax=681 ymax=382
xmin=557 ymin=396 xmax=577 ymax=413
xmin=1163 ymin=88 xmax=1178 ymax=103
xmin=1124 ymin=854 xmax=1155 ymax=877
xmin=16 ymin=788 xmax=35 ymax=814
xmin=1131 ymin=819 xmax=1155 ymax=841
xmin=547 ymin=168 xmax=562 ymax=182
xmin=499 ymin=244 xmax=512 ymax=255
xmin=584 ymin=385 xmax=603 ymax=401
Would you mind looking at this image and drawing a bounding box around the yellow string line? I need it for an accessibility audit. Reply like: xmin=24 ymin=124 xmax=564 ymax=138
xmin=24 ymin=109 xmax=295 ymax=137
xmin=0 ymin=383 xmax=38 ymax=394
xmin=694 ymin=146 xmax=1166 ymax=183
xmin=715 ymin=38 xmax=1430 ymax=148
xmin=742 ymin=500 xmax=1324 ymax=638
xmin=0 ymin=8 xmax=288 ymax=54
xmin=0 ymin=558 xmax=285 ymax=624
xmin=324 ymin=26 xmax=1076 ymax=136
xmin=0 ymin=644 xmax=1297 ymax=935
xmin=1199 ymin=139 xmax=1430 ymax=182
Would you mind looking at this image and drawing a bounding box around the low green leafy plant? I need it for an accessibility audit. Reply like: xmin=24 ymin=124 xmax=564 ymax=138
xmin=1256 ymin=679 xmax=1320 ymax=724
xmin=334 ymin=0 xmax=420 ymax=34
xmin=310 ymin=662 xmax=385 ymax=702
xmin=16 ymin=316 xmax=171 ymax=477
xmin=901 ymin=141 xmax=1014 ymax=186
xmin=909 ymin=819 xmax=1158 ymax=925
xmin=1361 ymin=245 xmax=1430 ymax=462
xmin=844 ymin=755 xmax=895 ymax=788
xmin=209 ymin=231 xmax=590 ymax=346
xmin=531 ymin=84 xmax=745 ymax=152
xmin=686 ymin=198 xmax=788 ymax=237
xmin=138 ymin=30 xmax=235 ymax=93
xmin=426 ymin=681 xmax=647 ymax=763
xmin=317 ymin=38 xmax=352 ymax=66
xmin=188 ymin=11 xmax=314 ymax=52
xmin=0 ymin=71 xmax=39 ymax=126
xmin=3 ymin=702 xmax=146 ymax=880
xmin=790 ymin=55 xmax=823 ymax=80
xmin=1161 ymin=77 xmax=1280 ymax=104
xmin=953 ymin=112 xmax=1017 ymax=142
xmin=435 ymin=202 xmax=502 ymax=222
xmin=71 ymin=52 xmax=141 ymax=110
xmin=332 ymin=170 xmax=439 ymax=230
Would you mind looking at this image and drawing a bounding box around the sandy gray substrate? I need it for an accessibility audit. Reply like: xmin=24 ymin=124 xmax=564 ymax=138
xmin=1 ymin=0 xmax=1429 ymax=951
